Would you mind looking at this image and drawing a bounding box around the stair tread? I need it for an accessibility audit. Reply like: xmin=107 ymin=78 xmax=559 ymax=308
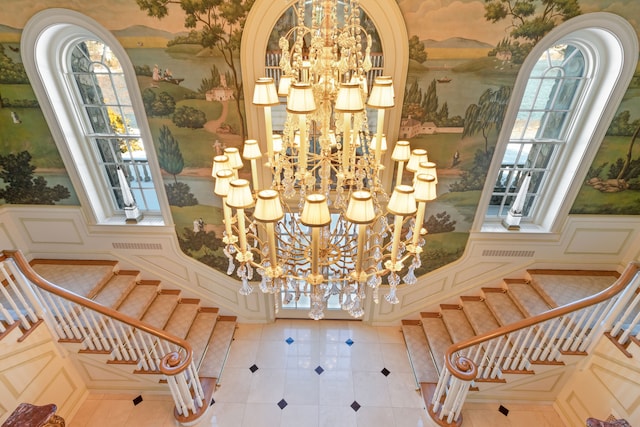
xmin=483 ymin=290 xmax=524 ymax=326
xmin=198 ymin=318 xmax=236 ymax=378
xmin=93 ymin=275 xmax=138 ymax=309
xmin=507 ymin=282 xmax=550 ymax=317
xmin=164 ymin=302 xmax=200 ymax=339
xmin=440 ymin=308 xmax=475 ymax=343
xmin=31 ymin=263 xmax=115 ymax=299
xmin=141 ymin=292 xmax=180 ymax=330
xmin=529 ymin=271 xmax=619 ymax=307
xmin=186 ymin=311 xmax=218 ymax=368
xmin=401 ymin=324 xmax=439 ymax=383
xmin=421 ymin=316 xmax=453 ymax=374
xmin=117 ymin=285 xmax=159 ymax=320
xmin=462 ymin=299 xmax=500 ymax=335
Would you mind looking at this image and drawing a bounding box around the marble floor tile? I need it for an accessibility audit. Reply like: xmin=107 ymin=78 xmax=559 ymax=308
xmin=67 ymin=320 xmax=568 ymax=427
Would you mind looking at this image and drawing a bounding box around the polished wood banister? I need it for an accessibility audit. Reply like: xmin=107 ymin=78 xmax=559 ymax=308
xmin=444 ymin=262 xmax=640 ymax=380
xmin=3 ymin=250 xmax=193 ymax=376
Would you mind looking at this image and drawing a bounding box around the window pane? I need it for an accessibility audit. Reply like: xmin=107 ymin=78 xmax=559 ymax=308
xmin=69 ymin=39 xmax=159 ymax=214
xmin=488 ymin=42 xmax=587 ymax=221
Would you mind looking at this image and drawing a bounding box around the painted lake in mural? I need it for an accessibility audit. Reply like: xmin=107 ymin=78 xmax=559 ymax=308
xmin=125 ymin=48 xmax=233 ymax=92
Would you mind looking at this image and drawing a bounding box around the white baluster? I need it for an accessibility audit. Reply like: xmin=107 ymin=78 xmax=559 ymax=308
xmin=176 ymin=372 xmax=197 ymax=414
xmin=505 ymin=329 xmax=527 ymax=370
xmin=564 ymin=308 xmax=591 ymax=351
xmin=0 ymin=266 xmax=31 ymax=329
xmin=98 ymin=316 xmax=122 ymax=360
xmin=36 ymin=290 xmax=68 ymax=339
xmin=490 ymin=336 xmax=508 ymax=378
xmin=105 ymin=318 xmax=127 ymax=361
xmin=118 ymin=323 xmax=140 ymax=363
xmin=2 ymin=262 xmax=38 ymax=322
xmin=165 ymin=375 xmax=188 ymax=416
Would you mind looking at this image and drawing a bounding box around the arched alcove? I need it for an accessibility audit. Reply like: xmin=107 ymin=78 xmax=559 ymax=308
xmin=241 ymin=0 xmax=409 ymax=191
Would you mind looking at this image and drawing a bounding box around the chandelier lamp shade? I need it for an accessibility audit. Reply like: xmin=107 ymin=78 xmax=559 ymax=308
xmin=213 ymin=0 xmax=438 ymax=319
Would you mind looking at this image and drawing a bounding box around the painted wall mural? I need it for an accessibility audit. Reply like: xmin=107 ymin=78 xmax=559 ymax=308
xmin=0 ymin=0 xmax=638 ymax=277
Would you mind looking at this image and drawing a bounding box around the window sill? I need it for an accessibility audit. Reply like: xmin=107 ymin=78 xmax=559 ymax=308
xmin=98 ymin=214 xmax=165 ymax=226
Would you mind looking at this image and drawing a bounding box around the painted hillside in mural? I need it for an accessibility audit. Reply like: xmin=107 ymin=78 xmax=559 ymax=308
xmin=0 ymin=0 xmax=638 ymax=277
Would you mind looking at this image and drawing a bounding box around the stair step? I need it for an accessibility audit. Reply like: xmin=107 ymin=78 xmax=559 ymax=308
xmin=505 ymin=280 xmax=551 ymax=317
xmin=482 ymin=287 xmax=525 ymax=326
xmin=527 ymin=269 xmax=619 ymax=308
xmin=421 ymin=313 xmax=453 ymax=374
xmin=198 ymin=316 xmax=237 ymax=379
xmin=116 ymin=283 xmax=159 ymax=320
xmin=460 ymin=298 xmax=500 ymax=335
xmin=440 ymin=305 xmax=475 ymax=343
xmin=185 ymin=309 xmax=219 ymax=368
xmin=401 ymin=321 xmax=439 ymax=383
xmin=164 ymin=300 xmax=200 ymax=339
xmin=30 ymin=261 xmax=116 ymax=299
xmin=93 ymin=273 xmax=139 ymax=309
xmin=141 ymin=290 xmax=180 ymax=330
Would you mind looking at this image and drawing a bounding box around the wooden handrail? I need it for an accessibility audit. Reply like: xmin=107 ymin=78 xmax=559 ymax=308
xmin=444 ymin=261 xmax=640 ymax=380
xmin=3 ymin=250 xmax=193 ymax=376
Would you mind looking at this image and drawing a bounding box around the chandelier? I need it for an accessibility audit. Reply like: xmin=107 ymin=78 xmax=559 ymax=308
xmin=212 ymin=0 xmax=438 ymax=319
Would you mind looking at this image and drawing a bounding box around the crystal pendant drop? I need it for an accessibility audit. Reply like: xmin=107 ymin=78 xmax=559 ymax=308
xmin=239 ymin=276 xmax=254 ymax=296
xmin=385 ymin=284 xmax=399 ymax=305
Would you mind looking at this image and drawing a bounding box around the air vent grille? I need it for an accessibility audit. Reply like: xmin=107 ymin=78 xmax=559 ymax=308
xmin=482 ymin=249 xmax=535 ymax=258
xmin=112 ymin=242 xmax=163 ymax=250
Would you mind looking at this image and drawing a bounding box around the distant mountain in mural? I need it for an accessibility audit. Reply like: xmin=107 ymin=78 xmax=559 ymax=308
xmin=112 ymin=25 xmax=181 ymax=40
xmin=0 ymin=24 xmax=20 ymax=33
xmin=422 ymin=37 xmax=494 ymax=49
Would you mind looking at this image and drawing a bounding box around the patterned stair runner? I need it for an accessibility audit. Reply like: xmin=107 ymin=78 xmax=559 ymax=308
xmin=29 ymin=258 xmax=236 ymax=387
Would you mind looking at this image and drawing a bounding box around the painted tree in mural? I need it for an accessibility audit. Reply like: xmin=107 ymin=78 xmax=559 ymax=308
xmin=484 ymin=0 xmax=581 ymax=58
xmin=451 ymin=86 xmax=512 ymax=192
xmin=0 ymin=151 xmax=70 ymax=204
xmin=463 ymin=86 xmax=511 ymax=156
xmin=408 ymin=35 xmax=427 ymax=64
xmin=157 ymin=124 xmax=184 ymax=183
xmin=135 ymin=0 xmax=255 ymax=141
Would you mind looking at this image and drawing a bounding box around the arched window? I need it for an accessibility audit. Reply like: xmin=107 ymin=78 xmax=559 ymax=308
xmin=21 ymin=9 xmax=169 ymax=225
xmin=477 ymin=13 xmax=638 ymax=232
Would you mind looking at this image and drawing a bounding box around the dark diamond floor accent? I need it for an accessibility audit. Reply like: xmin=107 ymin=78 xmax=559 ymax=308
xmin=345 ymin=338 xmax=354 ymax=346
xmin=249 ymin=364 xmax=259 ymax=373
xmin=132 ymin=395 xmax=143 ymax=406
xmin=350 ymin=401 xmax=361 ymax=412
xmin=210 ymin=398 xmax=215 ymax=406
xmin=285 ymin=337 xmax=294 ymax=345
xmin=315 ymin=366 xmax=324 ymax=375
xmin=278 ymin=399 xmax=288 ymax=409
xmin=381 ymin=367 xmax=390 ymax=377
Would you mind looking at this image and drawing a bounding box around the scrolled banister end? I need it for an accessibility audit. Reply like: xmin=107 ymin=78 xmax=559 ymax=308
xmin=446 ymin=354 xmax=477 ymax=381
xmin=160 ymin=350 xmax=193 ymax=376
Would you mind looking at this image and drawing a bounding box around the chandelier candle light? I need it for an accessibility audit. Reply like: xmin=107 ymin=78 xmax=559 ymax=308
xmin=214 ymin=0 xmax=438 ymax=319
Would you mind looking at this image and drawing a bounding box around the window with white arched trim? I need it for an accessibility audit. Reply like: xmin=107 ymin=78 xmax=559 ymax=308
xmin=21 ymin=9 xmax=168 ymax=225
xmin=477 ymin=12 xmax=638 ymax=233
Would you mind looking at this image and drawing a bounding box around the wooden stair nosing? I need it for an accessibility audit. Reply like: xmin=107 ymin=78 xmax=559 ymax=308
xmin=30 ymin=259 xmax=119 ymax=267
xmin=526 ymin=269 xmax=620 ymax=278
xmin=0 ymin=321 xmax=21 ymax=341
xmin=605 ymin=332 xmax=633 ymax=358
xmin=17 ymin=319 xmax=44 ymax=343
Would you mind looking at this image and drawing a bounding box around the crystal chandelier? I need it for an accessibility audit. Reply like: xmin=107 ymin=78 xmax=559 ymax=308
xmin=212 ymin=0 xmax=438 ymax=319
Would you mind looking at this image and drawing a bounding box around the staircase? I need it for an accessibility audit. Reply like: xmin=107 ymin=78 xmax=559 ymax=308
xmin=0 ymin=251 xmax=236 ymax=426
xmin=402 ymin=266 xmax=640 ymax=426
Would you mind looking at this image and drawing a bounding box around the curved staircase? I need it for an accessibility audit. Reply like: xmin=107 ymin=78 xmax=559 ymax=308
xmin=402 ymin=267 xmax=640 ymax=426
xmin=0 ymin=252 xmax=236 ymax=425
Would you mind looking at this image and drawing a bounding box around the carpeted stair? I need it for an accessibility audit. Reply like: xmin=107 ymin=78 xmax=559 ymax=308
xmin=402 ymin=268 xmax=621 ymax=421
xmin=28 ymin=258 xmax=236 ymax=387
